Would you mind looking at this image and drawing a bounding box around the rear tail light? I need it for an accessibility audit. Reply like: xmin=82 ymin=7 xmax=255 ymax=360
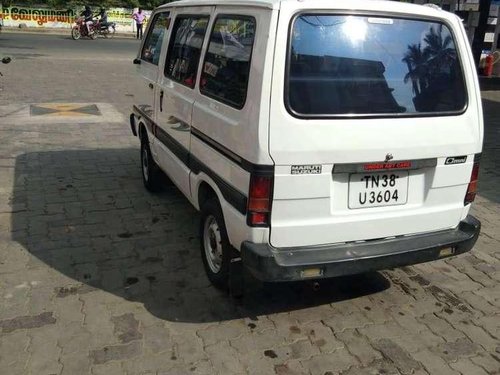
xmin=247 ymin=174 xmax=273 ymax=227
xmin=464 ymin=156 xmax=480 ymax=205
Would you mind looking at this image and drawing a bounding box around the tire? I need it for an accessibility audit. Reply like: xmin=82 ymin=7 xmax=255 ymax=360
xmin=200 ymin=198 xmax=233 ymax=290
xmin=71 ymin=27 xmax=81 ymax=40
xmin=140 ymin=136 xmax=162 ymax=192
xmin=90 ymin=31 xmax=97 ymax=40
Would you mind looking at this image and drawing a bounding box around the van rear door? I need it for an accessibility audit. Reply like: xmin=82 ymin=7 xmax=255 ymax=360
xmin=268 ymin=10 xmax=482 ymax=248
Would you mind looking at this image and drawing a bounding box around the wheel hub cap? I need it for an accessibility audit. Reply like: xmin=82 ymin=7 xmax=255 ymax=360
xmin=204 ymin=216 xmax=222 ymax=274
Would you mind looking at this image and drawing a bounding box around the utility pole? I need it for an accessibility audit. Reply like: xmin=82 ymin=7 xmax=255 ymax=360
xmin=471 ymin=0 xmax=492 ymax=68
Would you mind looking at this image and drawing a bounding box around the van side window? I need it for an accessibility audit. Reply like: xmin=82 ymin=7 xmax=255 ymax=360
xmin=164 ymin=16 xmax=209 ymax=88
xmin=200 ymin=16 xmax=256 ymax=109
xmin=141 ymin=12 xmax=170 ymax=65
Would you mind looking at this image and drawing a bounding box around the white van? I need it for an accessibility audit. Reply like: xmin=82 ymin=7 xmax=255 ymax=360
xmin=130 ymin=0 xmax=482 ymax=290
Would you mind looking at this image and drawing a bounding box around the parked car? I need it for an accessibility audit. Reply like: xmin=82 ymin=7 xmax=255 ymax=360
xmin=130 ymin=0 xmax=482 ymax=292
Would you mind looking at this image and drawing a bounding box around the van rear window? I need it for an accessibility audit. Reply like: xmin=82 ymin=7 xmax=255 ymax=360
xmin=287 ymin=15 xmax=467 ymax=117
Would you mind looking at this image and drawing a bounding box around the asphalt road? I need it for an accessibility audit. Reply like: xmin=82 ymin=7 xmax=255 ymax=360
xmin=0 ymin=32 xmax=139 ymax=61
xmin=0 ymin=31 xmax=140 ymax=113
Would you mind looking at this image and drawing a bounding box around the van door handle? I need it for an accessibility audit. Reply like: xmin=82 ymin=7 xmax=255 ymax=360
xmin=160 ymin=90 xmax=164 ymax=112
xmin=148 ymin=83 xmax=154 ymax=89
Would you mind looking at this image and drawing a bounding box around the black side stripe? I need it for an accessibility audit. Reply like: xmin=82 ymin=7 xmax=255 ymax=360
xmin=191 ymin=127 xmax=244 ymax=167
xmin=191 ymin=127 xmax=274 ymax=174
xmin=134 ymin=106 xmax=189 ymax=164
xmin=132 ymin=106 xmax=256 ymax=214
xmin=133 ymin=105 xmax=154 ymax=133
xmin=190 ymin=156 xmax=247 ymax=214
xmin=155 ymin=125 xmax=190 ymax=166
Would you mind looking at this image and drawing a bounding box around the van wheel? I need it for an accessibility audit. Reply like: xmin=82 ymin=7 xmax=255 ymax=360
xmin=140 ymin=138 xmax=162 ymax=192
xmin=200 ymin=198 xmax=232 ymax=290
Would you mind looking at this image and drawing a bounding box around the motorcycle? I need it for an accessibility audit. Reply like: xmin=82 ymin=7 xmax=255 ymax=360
xmin=93 ymin=19 xmax=116 ymax=38
xmin=71 ymin=16 xmax=97 ymax=40
xmin=71 ymin=17 xmax=116 ymax=40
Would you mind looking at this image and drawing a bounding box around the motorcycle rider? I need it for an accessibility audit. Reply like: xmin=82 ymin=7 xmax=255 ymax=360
xmin=80 ymin=5 xmax=94 ymax=35
xmin=97 ymin=8 xmax=110 ymax=30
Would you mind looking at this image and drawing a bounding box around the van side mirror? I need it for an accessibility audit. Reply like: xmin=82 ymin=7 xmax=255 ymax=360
xmin=133 ymin=58 xmax=141 ymax=65
xmin=1 ymin=57 xmax=11 ymax=64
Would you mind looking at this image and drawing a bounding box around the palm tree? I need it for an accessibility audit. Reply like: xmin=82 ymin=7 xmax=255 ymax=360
xmin=423 ymin=25 xmax=456 ymax=73
xmin=402 ymin=24 xmax=459 ymax=111
xmin=402 ymin=43 xmax=430 ymax=95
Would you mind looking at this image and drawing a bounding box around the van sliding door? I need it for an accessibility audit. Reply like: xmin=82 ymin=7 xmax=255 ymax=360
xmin=155 ymin=8 xmax=212 ymax=197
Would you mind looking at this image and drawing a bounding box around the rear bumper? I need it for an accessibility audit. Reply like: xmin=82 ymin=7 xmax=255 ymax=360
xmin=241 ymin=215 xmax=480 ymax=282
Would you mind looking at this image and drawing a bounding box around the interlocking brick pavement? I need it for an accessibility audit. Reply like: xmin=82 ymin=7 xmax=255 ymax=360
xmin=0 ymin=44 xmax=499 ymax=375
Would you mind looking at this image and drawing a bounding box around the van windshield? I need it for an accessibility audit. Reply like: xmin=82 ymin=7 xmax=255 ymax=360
xmin=287 ymin=15 xmax=467 ymax=117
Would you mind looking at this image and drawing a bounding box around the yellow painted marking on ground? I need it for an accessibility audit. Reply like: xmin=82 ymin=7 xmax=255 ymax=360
xmin=30 ymin=103 xmax=101 ymax=117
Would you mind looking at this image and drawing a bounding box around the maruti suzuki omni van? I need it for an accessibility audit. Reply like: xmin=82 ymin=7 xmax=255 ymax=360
xmin=130 ymin=0 xmax=482 ymax=289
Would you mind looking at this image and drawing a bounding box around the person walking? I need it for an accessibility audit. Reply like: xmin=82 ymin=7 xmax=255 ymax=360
xmin=132 ymin=8 xmax=146 ymax=40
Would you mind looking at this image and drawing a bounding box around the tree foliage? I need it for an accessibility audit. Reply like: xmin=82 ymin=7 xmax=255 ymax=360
xmin=1 ymin=0 xmax=172 ymax=9
xmin=401 ymin=25 xmax=460 ymax=111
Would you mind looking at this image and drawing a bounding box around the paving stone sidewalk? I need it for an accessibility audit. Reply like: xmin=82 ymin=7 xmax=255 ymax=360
xmin=0 ymin=56 xmax=499 ymax=375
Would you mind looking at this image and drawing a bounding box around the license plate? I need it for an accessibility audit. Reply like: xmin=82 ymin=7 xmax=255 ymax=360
xmin=348 ymin=171 xmax=409 ymax=209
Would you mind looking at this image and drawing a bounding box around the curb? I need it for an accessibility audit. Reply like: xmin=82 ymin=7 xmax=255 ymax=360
xmin=1 ymin=27 xmax=138 ymax=39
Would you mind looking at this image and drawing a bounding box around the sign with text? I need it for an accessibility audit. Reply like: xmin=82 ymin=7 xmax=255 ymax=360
xmin=0 ymin=5 xmax=151 ymax=32
xmin=0 ymin=5 xmax=76 ymax=27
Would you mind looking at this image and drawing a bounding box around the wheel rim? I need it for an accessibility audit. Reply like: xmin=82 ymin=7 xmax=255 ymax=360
xmin=142 ymin=146 xmax=149 ymax=182
xmin=72 ymin=28 xmax=80 ymax=39
xmin=203 ymin=215 xmax=222 ymax=274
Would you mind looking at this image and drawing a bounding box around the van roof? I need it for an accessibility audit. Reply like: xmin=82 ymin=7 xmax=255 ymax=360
xmin=157 ymin=0 xmax=278 ymax=9
xmin=157 ymin=0 xmax=454 ymax=19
